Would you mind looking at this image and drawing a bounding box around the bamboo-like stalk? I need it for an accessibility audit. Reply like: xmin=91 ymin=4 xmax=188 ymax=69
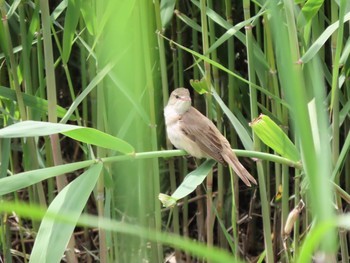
xmin=176 ymin=4 xmax=184 ymax=88
xmin=139 ymin=4 xmax=163 ymax=260
xmin=181 ymin=162 xmax=191 ymax=263
xmin=199 ymin=0 xmax=214 ymax=253
xmin=79 ymin=18 xmax=89 ymax=125
xmin=264 ymin=10 xmax=290 ymax=259
xmin=166 ymin=2 xmax=182 ymax=261
xmin=293 ymin=168 xmax=301 ymax=260
xmin=49 ymin=24 xmax=82 ymax=126
xmin=39 ymin=0 xmax=77 ymax=262
xmin=207 ymin=0 xmax=227 ymax=250
xmin=331 ymin=0 xmax=348 ymax=261
xmin=96 ymin=77 xmax=107 ymax=262
xmin=192 ymin=13 xmax=206 ymax=250
xmin=225 ymin=0 xmax=240 ymax=256
xmin=243 ymin=0 xmax=274 ymax=261
xmin=154 ymin=0 xmax=169 ymax=103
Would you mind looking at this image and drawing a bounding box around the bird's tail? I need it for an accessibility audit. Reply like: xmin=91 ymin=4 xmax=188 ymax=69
xmin=222 ymin=150 xmax=257 ymax=187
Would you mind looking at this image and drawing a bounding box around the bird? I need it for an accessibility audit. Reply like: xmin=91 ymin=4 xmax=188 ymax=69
xmin=164 ymin=87 xmax=257 ymax=187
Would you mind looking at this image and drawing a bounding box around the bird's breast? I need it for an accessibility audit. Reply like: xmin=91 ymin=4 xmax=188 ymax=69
xmin=164 ymin=106 xmax=205 ymax=158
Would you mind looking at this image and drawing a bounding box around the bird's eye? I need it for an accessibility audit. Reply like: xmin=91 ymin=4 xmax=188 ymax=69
xmin=175 ymin=95 xmax=180 ymax=99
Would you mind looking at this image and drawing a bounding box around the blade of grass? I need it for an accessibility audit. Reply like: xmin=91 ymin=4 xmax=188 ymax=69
xmin=29 ymin=163 xmax=103 ymax=263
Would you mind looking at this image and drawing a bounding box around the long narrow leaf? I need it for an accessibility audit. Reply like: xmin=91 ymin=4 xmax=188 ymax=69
xmin=0 ymin=160 xmax=94 ymax=196
xmin=300 ymin=11 xmax=350 ymax=63
xmin=159 ymin=159 xmax=216 ymax=207
xmin=29 ymin=163 xmax=103 ymax=263
xmin=0 ymin=121 xmax=134 ymax=154
xmin=62 ymin=0 xmax=81 ymax=63
xmin=0 ymin=86 xmax=76 ymax=120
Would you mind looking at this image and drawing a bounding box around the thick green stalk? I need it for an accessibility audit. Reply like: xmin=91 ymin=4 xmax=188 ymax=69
xmin=96 ymin=78 xmax=107 ymax=262
xmin=225 ymin=0 xmax=239 ymax=255
xmin=264 ymin=11 xmax=289 ymax=258
xmin=200 ymin=0 xmax=214 ymax=252
xmin=243 ymin=0 xmax=274 ymax=261
xmin=191 ymin=14 xmax=205 ymax=247
xmin=154 ymin=0 xmax=169 ymax=104
xmin=229 ymin=168 xmax=238 ymax=257
xmin=139 ymin=3 xmax=163 ymax=260
xmin=176 ymin=5 xmax=184 ymax=87
xmin=165 ymin=2 xmax=182 ymax=261
xmin=331 ymin=0 xmax=348 ymax=261
xmin=271 ymin=0 xmax=335 ymax=256
xmin=79 ymin=18 xmax=89 ymax=124
xmin=207 ymin=0 xmax=226 ymax=249
xmin=293 ymin=168 xmax=301 ymax=260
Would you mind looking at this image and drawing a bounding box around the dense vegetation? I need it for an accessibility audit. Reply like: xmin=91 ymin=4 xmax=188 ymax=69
xmin=0 ymin=0 xmax=350 ymax=262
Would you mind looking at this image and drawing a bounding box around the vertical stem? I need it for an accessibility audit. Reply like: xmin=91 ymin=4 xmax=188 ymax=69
xmin=207 ymin=0 xmax=226 ymax=249
xmin=200 ymin=0 xmax=214 ymax=253
xmin=293 ymin=169 xmax=301 ymax=260
xmin=192 ymin=14 xmax=205 ymax=247
xmin=225 ymin=0 xmax=240 ymax=255
xmin=154 ymin=0 xmax=169 ymax=103
xmin=243 ymin=0 xmax=274 ymax=261
xmin=331 ymin=0 xmax=348 ymax=261
xmin=96 ymin=62 xmax=107 ymax=262
xmin=0 ymin=1 xmax=27 ymax=121
xmin=39 ymin=0 xmax=77 ymax=261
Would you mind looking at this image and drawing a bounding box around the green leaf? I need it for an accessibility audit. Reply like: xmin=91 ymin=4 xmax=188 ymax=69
xmin=0 ymin=160 xmax=94 ymax=196
xmin=211 ymin=88 xmax=253 ymax=151
xmin=0 ymin=86 xmax=76 ymax=120
xmin=250 ymin=114 xmax=300 ymax=162
xmin=300 ymin=11 xmax=350 ymax=63
xmin=7 ymin=0 xmax=21 ymax=19
xmin=80 ymin=0 xmax=96 ymax=35
xmin=62 ymin=127 xmax=134 ymax=154
xmin=160 ymin=0 xmax=176 ymax=28
xmin=175 ymin=10 xmax=201 ymax=32
xmin=331 ymin=129 xmax=350 ymax=180
xmin=62 ymin=0 xmax=82 ymax=63
xmin=29 ymin=163 xmax=103 ymax=263
xmin=60 ymin=60 xmax=117 ymax=124
xmin=160 ymin=34 xmax=286 ymax=107
xmin=0 ymin=121 xmax=134 ymax=154
xmin=159 ymin=159 xmax=216 ymax=207
xmin=0 ymin=201 xmax=240 ymax=263
xmin=190 ymin=78 xmax=209 ymax=94
xmin=297 ymin=0 xmax=324 ymax=28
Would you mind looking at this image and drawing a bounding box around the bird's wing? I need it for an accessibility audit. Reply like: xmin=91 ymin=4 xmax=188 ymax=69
xmin=180 ymin=107 xmax=225 ymax=164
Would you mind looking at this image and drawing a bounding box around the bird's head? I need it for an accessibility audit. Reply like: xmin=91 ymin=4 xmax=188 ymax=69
xmin=167 ymin=88 xmax=192 ymax=114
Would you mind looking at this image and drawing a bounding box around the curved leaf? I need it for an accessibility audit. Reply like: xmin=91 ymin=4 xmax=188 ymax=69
xmin=250 ymin=114 xmax=300 ymax=162
xmin=159 ymin=159 xmax=216 ymax=207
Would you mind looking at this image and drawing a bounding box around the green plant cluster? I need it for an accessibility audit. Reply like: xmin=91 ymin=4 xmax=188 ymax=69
xmin=0 ymin=0 xmax=350 ymax=262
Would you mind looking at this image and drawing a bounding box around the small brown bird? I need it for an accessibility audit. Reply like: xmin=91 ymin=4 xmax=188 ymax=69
xmin=164 ymin=88 xmax=257 ymax=186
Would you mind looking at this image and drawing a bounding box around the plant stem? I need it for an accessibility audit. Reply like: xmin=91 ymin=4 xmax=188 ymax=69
xmin=243 ymin=0 xmax=274 ymax=261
